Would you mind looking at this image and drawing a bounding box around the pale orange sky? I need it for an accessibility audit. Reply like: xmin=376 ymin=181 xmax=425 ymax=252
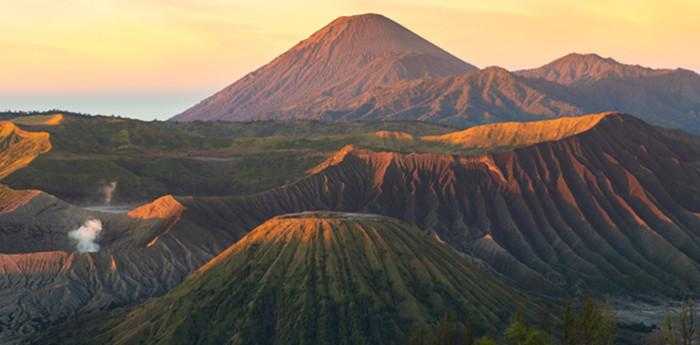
xmin=2 ymin=0 xmax=699 ymax=120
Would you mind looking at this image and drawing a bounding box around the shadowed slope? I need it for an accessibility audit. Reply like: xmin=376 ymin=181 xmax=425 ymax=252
xmin=172 ymin=13 xmax=474 ymax=122
xmin=0 ymin=191 xmax=244 ymax=344
xmin=43 ymin=212 xmax=543 ymax=345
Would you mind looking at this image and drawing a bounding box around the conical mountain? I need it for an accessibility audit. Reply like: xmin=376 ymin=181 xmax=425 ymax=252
xmin=42 ymin=212 xmax=544 ymax=345
xmin=172 ymin=13 xmax=475 ymax=122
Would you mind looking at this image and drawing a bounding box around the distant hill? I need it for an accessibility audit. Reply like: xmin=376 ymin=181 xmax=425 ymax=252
xmin=518 ymin=53 xmax=700 ymax=130
xmin=37 ymin=212 xmax=543 ymax=345
xmin=325 ymin=66 xmax=583 ymax=125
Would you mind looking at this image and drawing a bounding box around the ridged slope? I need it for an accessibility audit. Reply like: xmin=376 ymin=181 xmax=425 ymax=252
xmin=49 ymin=212 xmax=540 ymax=345
xmin=173 ymin=14 xmax=474 ymax=122
xmin=167 ymin=113 xmax=700 ymax=297
xmin=0 ymin=192 xmax=243 ymax=344
xmin=0 ymin=121 xmax=52 ymax=179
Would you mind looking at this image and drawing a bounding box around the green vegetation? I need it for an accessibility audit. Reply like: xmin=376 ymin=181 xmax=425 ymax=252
xmin=407 ymin=296 xmax=616 ymax=345
xmin=647 ymin=299 xmax=697 ymax=345
xmin=1 ymin=111 xmax=469 ymax=203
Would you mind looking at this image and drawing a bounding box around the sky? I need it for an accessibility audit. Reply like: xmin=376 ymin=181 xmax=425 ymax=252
xmin=2 ymin=0 xmax=699 ymax=120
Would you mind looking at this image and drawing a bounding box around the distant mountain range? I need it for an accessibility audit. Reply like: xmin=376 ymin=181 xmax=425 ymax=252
xmin=172 ymin=14 xmax=700 ymax=132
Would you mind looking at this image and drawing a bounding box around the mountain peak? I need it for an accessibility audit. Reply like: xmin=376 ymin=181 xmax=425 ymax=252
xmin=517 ymin=52 xmax=669 ymax=85
xmin=172 ymin=14 xmax=474 ymax=122
xmin=558 ymin=52 xmax=615 ymax=63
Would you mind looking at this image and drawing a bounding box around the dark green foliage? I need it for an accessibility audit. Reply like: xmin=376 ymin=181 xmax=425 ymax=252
xmin=561 ymin=297 xmax=616 ymax=345
xmin=408 ymin=314 xmax=474 ymax=345
xmin=504 ymin=312 xmax=552 ymax=345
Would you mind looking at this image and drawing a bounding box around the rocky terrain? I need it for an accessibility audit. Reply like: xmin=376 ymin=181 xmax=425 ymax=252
xmin=2 ymin=112 xmax=700 ymax=343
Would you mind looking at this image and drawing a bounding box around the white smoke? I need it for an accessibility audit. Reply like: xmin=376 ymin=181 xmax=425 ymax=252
xmin=68 ymin=219 xmax=103 ymax=253
xmin=101 ymin=181 xmax=117 ymax=204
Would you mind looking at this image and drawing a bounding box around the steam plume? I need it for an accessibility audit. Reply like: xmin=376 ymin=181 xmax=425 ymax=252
xmin=68 ymin=219 xmax=103 ymax=253
xmin=101 ymin=181 xmax=117 ymax=204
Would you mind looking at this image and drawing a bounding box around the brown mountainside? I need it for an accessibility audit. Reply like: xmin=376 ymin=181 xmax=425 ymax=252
xmin=172 ymin=13 xmax=475 ymax=122
xmin=174 ymin=113 xmax=700 ymax=295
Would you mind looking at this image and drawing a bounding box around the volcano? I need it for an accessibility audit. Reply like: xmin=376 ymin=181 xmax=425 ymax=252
xmin=172 ymin=13 xmax=475 ymax=122
xmin=40 ymin=212 xmax=542 ymax=345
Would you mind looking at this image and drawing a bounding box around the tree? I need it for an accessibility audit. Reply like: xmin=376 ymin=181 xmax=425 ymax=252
xmin=561 ymin=297 xmax=616 ymax=345
xmin=407 ymin=314 xmax=473 ymax=345
xmin=505 ymin=312 xmax=552 ymax=345
xmin=660 ymin=299 xmax=696 ymax=345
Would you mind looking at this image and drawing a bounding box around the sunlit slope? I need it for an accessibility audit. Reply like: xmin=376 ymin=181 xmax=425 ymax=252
xmin=0 ymin=121 xmax=51 ymax=179
xmin=51 ymin=212 xmax=541 ymax=345
xmin=10 ymin=114 xmax=64 ymax=126
xmin=422 ymin=112 xmax=609 ymax=150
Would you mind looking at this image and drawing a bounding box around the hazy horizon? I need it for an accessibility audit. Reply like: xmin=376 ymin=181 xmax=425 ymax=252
xmin=4 ymin=0 xmax=699 ymax=120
